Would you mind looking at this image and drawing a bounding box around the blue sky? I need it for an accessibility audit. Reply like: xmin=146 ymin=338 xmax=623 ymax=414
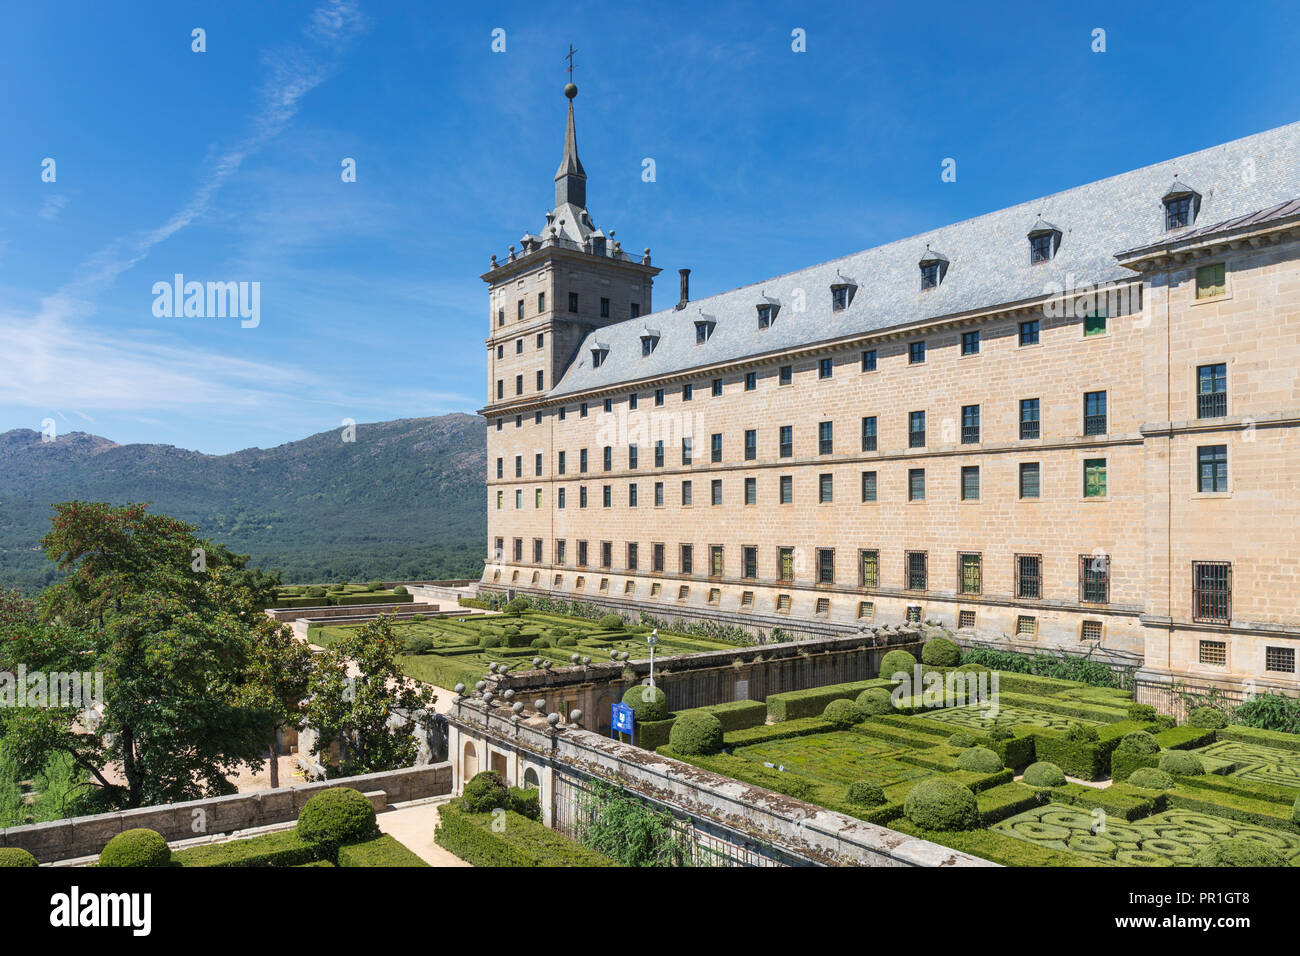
xmin=2 ymin=0 xmax=1298 ymax=454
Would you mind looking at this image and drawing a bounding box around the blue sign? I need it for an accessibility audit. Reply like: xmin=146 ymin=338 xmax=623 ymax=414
xmin=611 ymin=702 xmax=635 ymax=736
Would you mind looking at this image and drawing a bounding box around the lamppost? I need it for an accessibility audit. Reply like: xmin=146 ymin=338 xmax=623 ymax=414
xmin=648 ymin=628 xmax=658 ymax=690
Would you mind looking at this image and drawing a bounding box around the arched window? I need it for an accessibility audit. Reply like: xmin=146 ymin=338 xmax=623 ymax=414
xmin=523 ymin=767 xmax=540 ymax=790
xmin=462 ymin=741 xmax=478 ymax=780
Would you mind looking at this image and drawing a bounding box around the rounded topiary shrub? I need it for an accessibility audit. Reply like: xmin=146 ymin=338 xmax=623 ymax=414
xmin=823 ymin=698 xmax=865 ymax=729
xmin=404 ymin=635 xmax=434 ymax=655
xmin=878 ymin=649 xmax=917 ymax=681
xmin=597 ymin=614 xmax=624 ymax=630
xmin=1116 ymin=731 xmax=1159 ymax=755
xmin=1022 ymin=761 xmax=1066 ymax=788
xmin=1158 ymin=751 xmax=1206 ymax=776
xmin=296 ymin=787 xmax=379 ymax=845
xmin=856 ymin=687 xmax=894 ymax=715
xmin=622 ymin=684 xmax=668 ymax=721
xmin=955 ymin=746 xmax=1002 ymax=773
xmin=367 ymin=580 xmax=383 ymax=591
xmin=1195 ymin=838 xmax=1285 ymax=867
xmin=478 ymin=632 xmax=504 ymax=648
xmin=904 ymin=778 xmax=979 ymax=831
xmin=1127 ymin=703 xmax=1157 ymax=722
xmin=846 ymin=781 xmax=886 ymax=807
xmin=947 ymin=731 xmax=979 ymax=749
xmin=1128 ymin=768 xmax=1176 ymax=790
xmin=98 ymin=828 xmax=171 ymax=868
xmin=305 ymin=586 xmax=326 ymax=598
xmin=1064 ymin=722 xmax=1099 ymax=743
xmin=669 ymin=711 xmax=724 ymax=756
xmin=555 ymin=635 xmax=577 ymax=647
xmin=954 ymin=662 xmax=990 ymax=675
xmin=0 ymin=847 xmax=38 ymax=867
xmin=392 ymin=585 xmax=409 ymax=597
xmin=1186 ymin=706 xmax=1228 ymax=730
xmin=460 ymin=771 xmax=509 ymax=813
xmin=921 ymin=637 xmax=961 ymax=668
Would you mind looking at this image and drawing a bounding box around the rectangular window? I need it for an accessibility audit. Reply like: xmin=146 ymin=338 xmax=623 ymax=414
xmin=603 ymin=446 xmax=612 ymax=471
xmin=742 ymin=546 xmax=757 ymax=579
xmin=558 ymin=488 xmax=566 ymax=509
xmin=516 ymin=374 xmax=523 ymax=395
xmin=517 ymin=299 xmax=524 ymax=320
xmin=1084 ymin=309 xmax=1107 ymax=336
xmin=1081 ymin=620 xmax=1103 ymax=642
xmin=818 ymin=473 xmax=833 ymax=503
xmin=580 ymin=402 xmax=588 ymax=417
xmin=711 ymin=433 xmax=723 ymax=463
xmin=556 ymin=539 xmax=566 ymax=565
xmin=1193 ymin=562 xmax=1231 ymax=623
xmin=496 ymin=457 xmax=504 ymax=479
xmin=1084 ymin=391 xmax=1107 ymax=435
xmin=909 ymin=411 xmax=926 ymax=448
xmin=654 ymin=481 xmax=664 ymax=507
xmin=779 ymin=365 xmax=792 ymax=385
xmin=712 ymin=378 xmax=723 ymax=396
xmin=655 ymin=388 xmax=665 ymax=407
xmin=1015 ymin=554 xmax=1042 ymax=599
xmin=908 ymin=468 xmax=925 ymax=501
xmin=778 ymin=547 xmax=795 ymax=582
xmin=959 ymin=609 xmax=977 ymax=629
xmin=628 ymin=483 xmax=638 ymax=507
xmin=861 ymin=349 xmax=877 ymax=372
xmin=815 ymin=597 xmax=831 ymax=616
xmin=779 ymin=475 xmax=793 ymax=504
xmin=779 ymin=425 xmax=793 ymax=458
xmin=959 ymin=552 xmax=982 ymax=595
xmin=744 ymin=429 xmax=757 ymax=461
xmin=961 ymin=404 xmax=980 ymax=444
xmin=1265 ymin=646 xmax=1296 ymax=674
xmin=681 ymin=480 xmax=692 ymax=506
xmin=1020 ymin=398 xmax=1040 ymax=440
xmin=861 ymin=416 xmax=877 ymax=452
xmin=710 ymin=545 xmax=724 ymax=577
xmin=818 ymin=421 xmax=833 ymax=455
xmin=682 ymin=383 xmax=693 ymax=401
xmin=859 ymin=601 xmax=875 ymax=620
xmin=600 ymin=541 xmax=612 ymax=568
xmin=680 ymin=545 xmax=693 ymax=575
xmin=536 ymin=370 xmax=544 ymax=390
xmin=1083 ymin=458 xmax=1107 ymax=498
xmin=1079 ymin=554 xmax=1110 ymax=604
xmin=533 ymin=539 xmax=543 ymax=563
xmin=832 ymin=286 xmax=848 ymax=311
xmin=1196 ymin=263 xmax=1227 ymax=300
xmin=711 ymin=479 xmax=722 ymax=506
xmin=859 ymin=550 xmax=879 ymax=588
xmin=1197 ymin=363 xmax=1227 ymax=418
xmin=578 ymin=541 xmax=588 ymax=567
xmin=600 ymin=296 xmax=610 ymax=318
xmin=601 ymin=485 xmax=611 ymax=507
xmin=580 ymin=448 xmax=588 ymax=472
xmin=744 ymin=476 xmax=756 ymax=504
xmin=628 ymin=444 xmax=638 ymax=469
xmin=496 ymin=490 xmax=502 ymax=510
xmin=819 ymin=357 xmax=833 ymax=379
xmin=757 ymin=305 xmax=772 ymax=329
xmin=961 ymin=465 xmax=980 ymax=500
xmin=568 ymin=292 xmax=579 ymax=313
xmin=906 ymin=551 xmax=928 ymax=591
xmin=961 ymin=330 xmax=980 ymax=355
xmin=682 ymin=437 xmax=693 ymax=465
xmin=1016 ymin=615 xmax=1037 ymax=637
xmin=652 ymin=542 xmax=665 ymax=573
xmin=860 ymin=470 xmax=877 ymax=502
xmin=909 ymin=341 xmax=926 ymax=364
xmin=579 ymin=486 xmax=588 ymax=508
xmin=817 ymin=548 xmax=835 ymax=585
xmin=1199 ymin=639 xmax=1227 ymax=667
xmin=1197 ymin=445 xmax=1228 ymax=493
xmin=906 ymin=606 xmax=922 ymax=624
xmin=745 ymin=371 xmax=756 ymax=391
xmin=515 ymin=455 xmax=523 ymax=478
xmin=629 ymin=393 xmax=638 ymax=410
xmin=1019 ymin=319 xmax=1040 ymax=346
xmin=626 ymin=542 xmax=638 ymax=570
xmin=535 ymin=452 xmax=543 ymax=476
xmin=557 ymin=450 xmax=566 ymax=475
xmin=1020 ymin=462 xmax=1040 ymax=499
xmin=631 ymin=303 xmax=641 ymax=318
xmin=654 ymin=440 xmax=664 ymax=468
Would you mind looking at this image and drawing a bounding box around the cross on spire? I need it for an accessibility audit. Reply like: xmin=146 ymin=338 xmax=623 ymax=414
xmin=564 ymin=44 xmax=577 ymax=82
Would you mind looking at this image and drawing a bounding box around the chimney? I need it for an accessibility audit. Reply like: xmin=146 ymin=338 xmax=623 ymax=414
xmin=675 ymin=268 xmax=691 ymax=310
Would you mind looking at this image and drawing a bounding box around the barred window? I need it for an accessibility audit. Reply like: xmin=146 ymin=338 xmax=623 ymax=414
xmin=744 ymin=477 xmax=757 ymax=505
xmin=779 ymin=425 xmax=793 ymax=458
xmin=652 ymin=542 xmax=664 ymax=573
xmin=1016 ymin=615 xmax=1037 ymax=637
xmin=1079 ymin=554 xmax=1110 ymax=604
xmin=710 ymin=545 xmax=724 ymax=577
xmin=741 ymin=590 xmax=754 ymax=608
xmin=861 ymin=416 xmax=877 ymax=452
xmin=1265 ymin=646 xmax=1296 ymax=674
xmin=744 ymin=429 xmax=757 ymax=460
xmin=909 ymin=410 xmax=926 ymax=448
xmin=678 ymin=585 xmax=690 ymax=600
xmin=1198 ymin=639 xmax=1226 ymax=667
xmin=626 ymin=543 xmax=638 ymax=570
xmin=1015 ymin=554 xmax=1042 ymax=599
xmin=958 ymin=609 xmax=976 ymax=630
xmin=958 ymin=553 xmax=982 ymax=595
xmin=908 ymin=468 xmax=926 ymax=501
xmin=814 ymin=597 xmax=831 ymax=616
xmin=861 ymin=470 xmax=877 ymax=502
xmin=680 ymin=544 xmax=692 ymax=575
xmin=859 ymin=550 xmax=879 ymax=589
xmin=1084 ymin=391 xmax=1107 ymax=436
xmin=1193 ymin=562 xmax=1231 ymax=623
xmin=818 ymin=473 xmax=833 ymax=503
xmin=708 ymin=588 xmax=721 ymax=605
xmin=1197 ymin=363 xmax=1227 ymax=418
xmin=819 ymin=421 xmax=834 ymax=455
xmin=961 ymin=466 xmax=980 ymax=501
xmin=858 ymin=601 xmax=875 ymax=620
xmin=778 ymin=547 xmax=794 ymax=582
xmin=961 ymin=404 xmax=980 ymax=444
xmin=780 ymin=475 xmax=793 ymax=503
xmin=906 ymin=605 xmax=922 ymax=623
xmin=1081 ymin=620 xmax=1103 ymax=642
xmin=776 ymin=594 xmax=792 ymax=612
xmin=1020 ymin=462 xmax=1040 ymax=499
xmin=742 ymin=546 xmax=758 ymax=579
xmin=906 ymin=551 xmax=928 ymax=591
xmin=817 ymin=548 xmax=835 ymax=585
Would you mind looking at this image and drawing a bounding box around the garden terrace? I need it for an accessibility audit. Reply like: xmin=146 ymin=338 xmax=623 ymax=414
xmin=656 ymin=657 xmax=1300 ymax=867
xmin=273 ymin=582 xmax=416 ymax=609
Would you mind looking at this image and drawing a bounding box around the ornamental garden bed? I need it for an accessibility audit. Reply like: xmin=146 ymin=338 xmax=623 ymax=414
xmin=656 ymin=639 xmax=1300 ymax=867
xmin=308 ymin=608 xmax=736 ymax=691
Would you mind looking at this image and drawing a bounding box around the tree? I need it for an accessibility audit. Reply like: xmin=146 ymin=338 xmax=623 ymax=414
xmin=0 ymin=502 xmax=276 ymax=809
xmin=302 ymin=616 xmax=436 ymax=777
xmin=233 ymin=616 xmax=314 ymax=789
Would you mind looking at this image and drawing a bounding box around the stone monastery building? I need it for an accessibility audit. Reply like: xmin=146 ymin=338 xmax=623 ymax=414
xmin=480 ymin=83 xmax=1300 ymax=693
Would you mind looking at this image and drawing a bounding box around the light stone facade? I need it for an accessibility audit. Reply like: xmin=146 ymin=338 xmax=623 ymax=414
xmin=479 ymin=92 xmax=1300 ymax=694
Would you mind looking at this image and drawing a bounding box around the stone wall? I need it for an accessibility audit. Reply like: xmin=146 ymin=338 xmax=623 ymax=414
xmin=448 ymin=699 xmax=993 ymax=867
xmin=0 ymin=763 xmax=452 ymax=864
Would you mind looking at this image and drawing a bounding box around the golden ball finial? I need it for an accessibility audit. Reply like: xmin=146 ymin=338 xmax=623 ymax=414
xmin=564 ymin=82 xmax=578 ymax=99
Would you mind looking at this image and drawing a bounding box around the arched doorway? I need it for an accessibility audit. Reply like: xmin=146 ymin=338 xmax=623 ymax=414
xmin=462 ymin=740 xmax=478 ymax=781
xmin=523 ymin=767 xmax=540 ymax=790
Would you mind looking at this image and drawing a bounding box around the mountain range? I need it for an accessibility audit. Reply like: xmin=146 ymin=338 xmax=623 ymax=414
xmin=0 ymin=414 xmax=487 ymax=592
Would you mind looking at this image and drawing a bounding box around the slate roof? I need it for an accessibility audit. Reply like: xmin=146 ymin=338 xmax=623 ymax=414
xmin=1117 ymin=197 xmax=1300 ymax=258
xmin=551 ymin=121 xmax=1300 ymax=398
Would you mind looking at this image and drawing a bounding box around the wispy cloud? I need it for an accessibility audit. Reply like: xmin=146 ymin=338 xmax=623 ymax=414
xmin=39 ymin=194 xmax=70 ymax=221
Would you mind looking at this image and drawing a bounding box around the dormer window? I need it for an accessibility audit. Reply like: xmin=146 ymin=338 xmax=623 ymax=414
xmin=590 ymin=345 xmax=608 ymax=368
xmin=1163 ymin=182 xmax=1201 ymax=231
xmin=918 ymin=247 xmax=948 ymax=290
xmin=757 ymin=302 xmax=779 ymax=329
xmin=1027 ymin=220 xmax=1062 ymax=264
xmin=695 ymin=320 xmax=715 ymax=344
xmin=831 ymin=285 xmax=851 ymax=311
xmin=640 ymin=331 xmax=660 ymax=357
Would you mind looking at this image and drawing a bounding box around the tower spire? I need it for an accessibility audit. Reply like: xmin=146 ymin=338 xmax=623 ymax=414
xmin=555 ymin=63 xmax=586 ymax=209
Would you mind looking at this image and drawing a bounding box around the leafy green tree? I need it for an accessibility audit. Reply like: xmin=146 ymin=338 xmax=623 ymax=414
xmin=233 ymin=616 xmax=314 ymax=789
xmin=302 ymin=616 xmax=436 ymax=777
xmin=0 ymin=502 xmax=276 ymax=809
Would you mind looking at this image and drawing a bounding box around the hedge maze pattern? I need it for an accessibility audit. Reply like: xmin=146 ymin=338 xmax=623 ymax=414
xmin=736 ymin=733 xmax=932 ymax=789
xmin=1195 ymin=740 xmax=1300 ymax=789
xmin=921 ymin=703 xmax=1102 ymax=733
xmin=994 ymin=805 xmax=1300 ymax=865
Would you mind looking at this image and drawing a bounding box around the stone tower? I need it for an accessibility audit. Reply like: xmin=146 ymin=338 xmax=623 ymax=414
xmin=481 ymin=83 xmax=660 ymax=411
